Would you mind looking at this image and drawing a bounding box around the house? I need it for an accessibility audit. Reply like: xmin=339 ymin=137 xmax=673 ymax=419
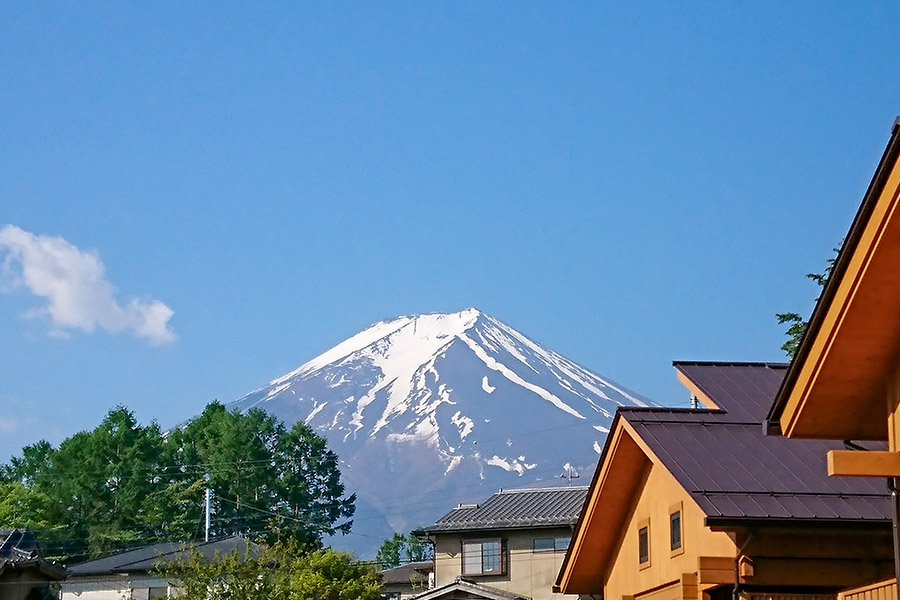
xmin=60 ymin=535 xmax=260 ymax=600
xmin=418 ymin=486 xmax=588 ymax=600
xmin=0 ymin=529 xmax=66 ymax=600
xmin=765 ymin=118 xmax=900 ymax=597
xmin=381 ymin=560 xmax=433 ymax=599
xmin=555 ymin=361 xmax=895 ymax=600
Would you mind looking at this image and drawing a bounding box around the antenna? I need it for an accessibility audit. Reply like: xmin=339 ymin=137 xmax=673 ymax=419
xmin=560 ymin=465 xmax=580 ymax=485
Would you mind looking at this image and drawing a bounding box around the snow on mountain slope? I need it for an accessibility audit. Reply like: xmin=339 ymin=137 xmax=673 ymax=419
xmin=227 ymin=308 xmax=649 ymax=556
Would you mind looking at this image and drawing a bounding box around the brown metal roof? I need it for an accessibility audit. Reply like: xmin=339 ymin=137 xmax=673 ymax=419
xmin=674 ymin=361 xmax=788 ymax=423
xmin=621 ymin=405 xmax=890 ymax=524
xmin=423 ymin=486 xmax=589 ymax=533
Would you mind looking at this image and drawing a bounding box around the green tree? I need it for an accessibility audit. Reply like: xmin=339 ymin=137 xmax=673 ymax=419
xmin=160 ymin=544 xmax=382 ymax=600
xmin=776 ymin=246 xmax=840 ymax=358
xmin=0 ymin=402 xmax=356 ymax=563
xmin=376 ymin=532 xmax=432 ymax=568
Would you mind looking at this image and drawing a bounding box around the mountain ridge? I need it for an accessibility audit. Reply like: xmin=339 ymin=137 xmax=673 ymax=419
xmin=226 ymin=308 xmax=649 ymax=556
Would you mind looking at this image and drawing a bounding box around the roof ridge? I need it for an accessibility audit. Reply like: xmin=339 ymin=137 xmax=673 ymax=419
xmin=672 ymin=360 xmax=789 ymax=368
xmin=698 ymin=490 xmax=890 ymax=498
xmin=496 ymin=486 xmax=589 ymax=494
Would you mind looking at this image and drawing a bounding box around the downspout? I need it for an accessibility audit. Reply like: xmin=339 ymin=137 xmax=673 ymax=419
xmin=733 ymin=532 xmax=754 ymax=600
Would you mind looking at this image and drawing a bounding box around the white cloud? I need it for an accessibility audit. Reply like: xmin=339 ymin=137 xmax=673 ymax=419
xmin=0 ymin=225 xmax=176 ymax=344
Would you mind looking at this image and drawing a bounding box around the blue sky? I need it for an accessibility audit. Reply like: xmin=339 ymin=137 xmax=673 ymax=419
xmin=1 ymin=2 xmax=898 ymax=461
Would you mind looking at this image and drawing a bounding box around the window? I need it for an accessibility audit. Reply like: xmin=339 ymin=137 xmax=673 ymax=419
xmin=669 ymin=502 xmax=684 ymax=556
xmin=533 ymin=536 xmax=571 ymax=552
xmin=462 ymin=539 xmax=503 ymax=575
xmin=670 ymin=511 xmax=682 ymax=551
xmin=637 ymin=518 xmax=650 ymax=568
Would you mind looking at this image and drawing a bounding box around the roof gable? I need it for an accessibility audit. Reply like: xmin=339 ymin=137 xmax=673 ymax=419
xmin=626 ymin=410 xmax=889 ymax=524
xmin=768 ymin=120 xmax=900 ymax=440
xmin=556 ymin=416 xmax=652 ymax=593
xmin=413 ymin=577 xmax=531 ymax=600
xmin=558 ymin=362 xmax=892 ymax=595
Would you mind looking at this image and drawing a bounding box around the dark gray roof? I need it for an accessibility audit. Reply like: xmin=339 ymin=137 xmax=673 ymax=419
xmin=674 ymin=361 xmax=788 ymax=423
xmin=68 ymin=536 xmax=261 ymax=576
xmin=424 ymin=486 xmax=588 ymax=533
xmin=619 ymin=362 xmax=890 ymax=524
xmin=0 ymin=529 xmax=66 ymax=580
xmin=380 ymin=560 xmax=432 ymax=585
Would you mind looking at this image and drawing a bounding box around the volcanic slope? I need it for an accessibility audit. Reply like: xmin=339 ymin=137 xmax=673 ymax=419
xmin=227 ymin=308 xmax=649 ymax=555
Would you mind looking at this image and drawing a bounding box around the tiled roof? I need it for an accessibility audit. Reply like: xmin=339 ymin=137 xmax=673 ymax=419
xmin=380 ymin=560 xmax=432 ymax=585
xmin=620 ymin=363 xmax=890 ymax=524
xmin=0 ymin=529 xmax=66 ymax=579
xmin=424 ymin=486 xmax=588 ymax=533
xmin=68 ymin=536 xmax=261 ymax=576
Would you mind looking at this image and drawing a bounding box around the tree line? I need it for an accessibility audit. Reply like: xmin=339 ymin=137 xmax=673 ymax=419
xmin=0 ymin=402 xmax=355 ymax=563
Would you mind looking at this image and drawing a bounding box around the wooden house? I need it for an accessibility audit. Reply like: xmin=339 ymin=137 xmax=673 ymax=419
xmin=555 ymin=362 xmax=894 ymax=600
xmin=766 ymin=118 xmax=900 ymax=599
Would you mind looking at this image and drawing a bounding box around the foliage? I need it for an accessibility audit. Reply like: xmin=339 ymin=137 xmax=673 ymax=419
xmin=159 ymin=544 xmax=382 ymax=600
xmin=0 ymin=403 xmax=355 ymax=563
xmin=375 ymin=532 xmax=433 ymax=569
xmin=776 ymin=246 xmax=840 ymax=358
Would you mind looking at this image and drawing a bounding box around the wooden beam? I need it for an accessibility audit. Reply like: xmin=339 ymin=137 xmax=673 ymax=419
xmin=827 ymin=450 xmax=900 ymax=477
xmin=697 ymin=556 xmax=733 ymax=585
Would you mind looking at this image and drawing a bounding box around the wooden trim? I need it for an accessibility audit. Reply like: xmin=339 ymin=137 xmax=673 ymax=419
xmin=827 ymin=450 xmax=900 ymax=477
xmin=675 ymin=370 xmax=719 ymax=409
xmin=837 ymin=578 xmax=897 ymax=600
xmin=698 ymin=556 xmax=733 ymax=585
xmin=460 ymin=537 xmax=505 ymax=576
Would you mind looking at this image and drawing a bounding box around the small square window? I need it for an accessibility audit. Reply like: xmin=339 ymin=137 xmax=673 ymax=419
xmin=670 ymin=511 xmax=682 ymax=551
xmin=533 ymin=536 xmax=571 ymax=552
xmin=533 ymin=537 xmax=555 ymax=552
xmin=638 ymin=525 xmax=649 ymax=565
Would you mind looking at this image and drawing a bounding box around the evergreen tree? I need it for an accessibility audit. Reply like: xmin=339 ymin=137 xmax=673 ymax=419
xmin=375 ymin=532 xmax=432 ymax=569
xmin=0 ymin=402 xmax=355 ymax=563
xmin=776 ymin=246 xmax=840 ymax=358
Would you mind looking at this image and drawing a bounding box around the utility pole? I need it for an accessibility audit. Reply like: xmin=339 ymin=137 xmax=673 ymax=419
xmin=205 ymin=486 xmax=211 ymax=542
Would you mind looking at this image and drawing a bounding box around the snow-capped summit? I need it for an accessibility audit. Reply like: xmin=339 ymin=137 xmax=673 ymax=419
xmin=227 ymin=309 xmax=649 ymax=555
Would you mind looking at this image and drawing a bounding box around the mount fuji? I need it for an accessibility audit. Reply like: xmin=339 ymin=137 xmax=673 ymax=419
xmin=226 ymin=308 xmax=649 ymax=556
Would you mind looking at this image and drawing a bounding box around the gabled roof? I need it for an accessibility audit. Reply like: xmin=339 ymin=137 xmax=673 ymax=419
xmin=413 ymin=576 xmax=531 ymax=600
xmin=423 ymin=487 xmax=588 ymax=533
xmin=623 ymin=408 xmax=889 ymax=524
xmin=767 ymin=119 xmax=900 ymax=440
xmin=67 ymin=535 xmax=261 ymax=576
xmin=557 ymin=362 xmax=891 ymax=594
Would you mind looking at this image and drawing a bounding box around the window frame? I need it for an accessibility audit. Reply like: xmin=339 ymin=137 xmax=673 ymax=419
xmin=461 ymin=538 xmax=505 ymax=576
xmin=637 ymin=518 xmax=651 ymax=569
xmin=669 ymin=502 xmax=684 ymax=556
xmin=532 ymin=536 xmax=571 ymax=552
